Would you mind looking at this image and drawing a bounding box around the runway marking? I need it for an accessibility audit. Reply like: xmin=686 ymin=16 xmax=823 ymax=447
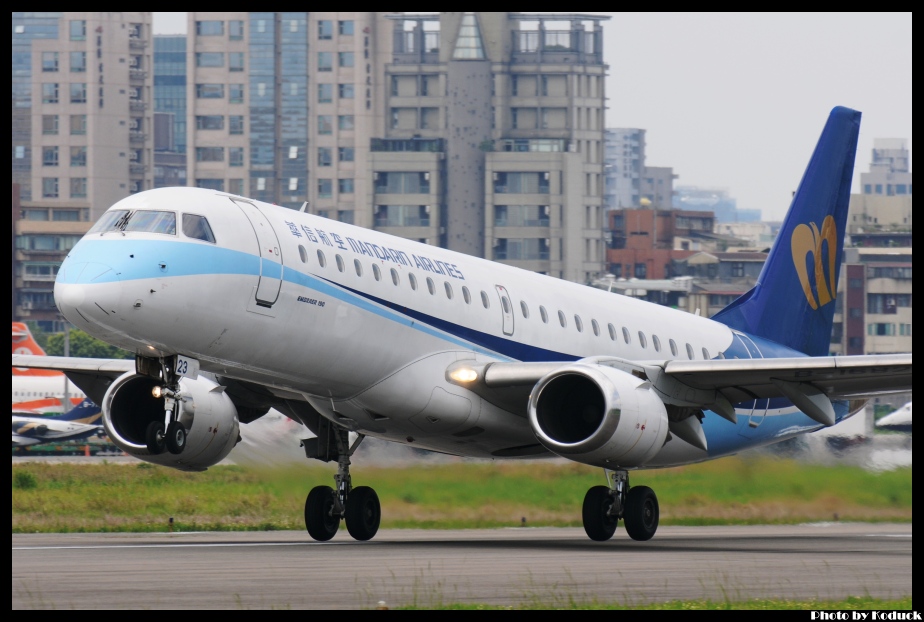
xmin=13 ymin=541 xmax=323 ymax=551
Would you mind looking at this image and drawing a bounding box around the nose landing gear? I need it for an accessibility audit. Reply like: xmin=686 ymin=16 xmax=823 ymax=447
xmin=581 ymin=469 xmax=660 ymax=542
xmin=142 ymin=357 xmax=189 ymax=456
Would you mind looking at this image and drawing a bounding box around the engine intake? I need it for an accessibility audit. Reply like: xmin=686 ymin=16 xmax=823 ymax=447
xmin=102 ymin=372 xmax=240 ymax=471
xmin=528 ymin=363 xmax=669 ymax=468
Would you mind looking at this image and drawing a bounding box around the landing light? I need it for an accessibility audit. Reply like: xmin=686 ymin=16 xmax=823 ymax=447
xmin=449 ymin=368 xmax=479 ymax=383
xmin=152 ymin=386 xmax=164 ymax=399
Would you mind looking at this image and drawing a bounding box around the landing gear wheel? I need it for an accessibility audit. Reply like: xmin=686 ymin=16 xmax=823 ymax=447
xmin=145 ymin=421 xmax=165 ymax=455
xmin=305 ymin=485 xmax=340 ymax=541
xmin=582 ymin=485 xmax=619 ymax=541
xmin=345 ymin=486 xmax=381 ymax=541
xmin=624 ymin=485 xmax=659 ymax=541
xmin=165 ymin=421 xmax=186 ymax=455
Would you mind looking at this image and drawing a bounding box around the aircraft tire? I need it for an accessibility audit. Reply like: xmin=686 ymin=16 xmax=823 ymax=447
xmin=165 ymin=421 xmax=186 ymax=455
xmin=582 ymin=485 xmax=619 ymax=541
xmin=345 ymin=486 xmax=381 ymax=541
xmin=145 ymin=421 xmax=165 ymax=455
xmin=624 ymin=486 xmax=659 ymax=541
xmin=305 ymin=485 xmax=340 ymax=541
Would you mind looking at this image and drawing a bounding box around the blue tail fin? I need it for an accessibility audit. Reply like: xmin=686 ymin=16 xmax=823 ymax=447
xmin=712 ymin=106 xmax=861 ymax=356
xmin=48 ymin=398 xmax=102 ymax=424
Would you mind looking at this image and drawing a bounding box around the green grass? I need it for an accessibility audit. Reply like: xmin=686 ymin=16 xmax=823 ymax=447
xmin=11 ymin=455 xmax=912 ymax=533
xmin=392 ymin=596 xmax=914 ymax=610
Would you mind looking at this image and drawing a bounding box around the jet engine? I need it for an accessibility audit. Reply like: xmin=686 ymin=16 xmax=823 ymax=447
xmin=101 ymin=371 xmax=240 ymax=471
xmin=528 ymin=363 xmax=669 ymax=469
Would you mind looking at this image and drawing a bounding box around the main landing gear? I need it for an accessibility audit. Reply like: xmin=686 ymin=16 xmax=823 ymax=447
xmin=301 ymin=421 xmax=381 ymax=542
xmin=582 ymin=470 xmax=659 ymax=542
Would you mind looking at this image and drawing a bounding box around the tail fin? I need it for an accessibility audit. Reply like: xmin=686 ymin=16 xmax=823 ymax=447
xmin=712 ymin=106 xmax=860 ymax=356
xmin=48 ymin=398 xmax=102 ymax=424
xmin=12 ymin=322 xmax=61 ymax=377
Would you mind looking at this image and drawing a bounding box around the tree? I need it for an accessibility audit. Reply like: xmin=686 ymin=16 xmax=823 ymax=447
xmin=46 ymin=329 xmax=133 ymax=359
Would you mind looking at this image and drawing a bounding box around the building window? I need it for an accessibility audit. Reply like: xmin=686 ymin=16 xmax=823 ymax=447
xmin=70 ymin=83 xmax=87 ymax=103
xmin=196 ymin=179 xmax=224 ymax=191
xmin=339 ymin=83 xmax=354 ymax=99
xmin=196 ymin=83 xmax=224 ymax=99
xmin=374 ymin=205 xmax=430 ymax=227
xmin=196 ymin=21 xmax=224 ymax=36
xmin=196 ymin=52 xmax=224 ymax=68
xmin=339 ymin=147 xmax=354 ymax=162
xmin=70 ymin=51 xmax=86 ymax=73
xmin=69 ymin=20 xmax=86 ymax=41
xmin=493 ymin=172 xmax=550 ymax=194
xmin=318 ymin=83 xmax=333 ymax=103
xmin=70 ymin=177 xmax=87 ymax=198
xmin=318 ymin=52 xmax=333 ymax=72
xmin=318 ymin=147 xmax=332 ymax=166
xmin=42 ymin=178 xmax=59 ymax=198
xmin=634 ymin=263 xmax=647 ymax=279
xmin=318 ymin=115 xmax=333 ymax=135
xmin=196 ymin=115 xmax=224 ymax=130
xmin=42 ymin=115 xmax=59 ymax=135
xmin=42 ymin=83 xmax=59 ymax=104
xmin=318 ymin=178 xmax=332 ymax=198
xmin=338 ymin=115 xmax=354 ymax=130
xmin=375 ymin=172 xmax=431 ymax=194
xmin=229 ymin=84 xmax=244 ymax=104
xmin=338 ymin=178 xmax=354 ymax=194
xmin=229 ymin=20 xmax=244 ymax=40
xmin=229 ymin=147 xmax=245 ymax=167
xmin=338 ymin=52 xmax=354 ymax=67
xmin=42 ymin=147 xmax=59 ymax=167
xmin=70 ymin=146 xmax=87 ymax=167
xmin=289 ymin=177 xmax=299 ymax=192
xmin=229 ymin=52 xmax=245 ymax=72
xmin=70 ymin=115 xmax=87 ymax=135
xmin=731 ymin=262 xmax=745 ymax=277
xmin=493 ymin=238 xmax=550 ymax=261
xmin=196 ymin=147 xmax=225 ymax=162
xmin=318 ymin=20 xmax=333 ymax=40
xmin=229 ymin=115 xmax=244 ymax=134
xmin=42 ymin=52 xmax=59 ymax=72
xmin=339 ymin=20 xmax=354 ymax=36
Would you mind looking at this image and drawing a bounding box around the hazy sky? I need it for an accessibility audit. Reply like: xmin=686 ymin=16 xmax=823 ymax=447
xmin=153 ymin=12 xmax=912 ymax=221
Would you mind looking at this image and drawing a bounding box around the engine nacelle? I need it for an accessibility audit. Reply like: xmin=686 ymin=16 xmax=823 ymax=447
xmin=528 ymin=363 xmax=669 ymax=468
xmin=102 ymin=372 xmax=240 ymax=471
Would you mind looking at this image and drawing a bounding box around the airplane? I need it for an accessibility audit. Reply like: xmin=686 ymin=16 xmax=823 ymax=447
xmin=12 ymin=106 xmax=912 ymax=543
xmin=875 ymin=402 xmax=911 ymax=433
xmin=12 ymin=398 xmax=105 ymax=447
xmin=12 ymin=322 xmax=86 ymax=406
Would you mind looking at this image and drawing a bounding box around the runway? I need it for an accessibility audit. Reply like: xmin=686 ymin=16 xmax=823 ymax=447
xmin=12 ymin=523 xmax=912 ymax=609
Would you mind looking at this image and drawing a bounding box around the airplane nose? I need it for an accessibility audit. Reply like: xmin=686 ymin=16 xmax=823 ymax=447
xmin=54 ymin=261 xmax=123 ymax=329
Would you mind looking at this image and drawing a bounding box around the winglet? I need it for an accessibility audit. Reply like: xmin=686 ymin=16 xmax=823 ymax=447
xmin=713 ymin=107 xmax=861 ymax=356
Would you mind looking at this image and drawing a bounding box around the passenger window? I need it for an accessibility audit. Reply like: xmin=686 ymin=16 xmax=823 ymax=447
xmin=669 ymin=339 xmax=678 ymax=356
xmin=702 ymin=347 xmax=711 ymax=360
xmin=298 ymin=245 xmax=308 ymax=263
xmin=426 ymin=277 xmax=435 ymax=295
xmin=480 ymin=291 xmax=490 ymax=308
xmin=501 ymin=296 xmax=511 ymax=314
xmin=462 ymin=286 xmax=471 ymax=304
xmin=622 ymin=327 xmax=631 ymax=344
xmin=391 ymin=268 xmax=400 ymax=285
xmin=574 ymin=315 xmax=583 ymax=333
xmin=520 ymin=301 xmax=529 ymax=319
xmin=638 ymin=332 xmax=648 ymax=349
xmin=591 ymin=319 xmax=600 ymax=336
xmin=558 ymin=311 xmax=566 ymax=328
xmin=540 ymin=306 xmax=549 ymax=323
xmin=652 ymin=335 xmax=661 ymax=352
xmin=686 ymin=343 xmax=695 ymax=360
xmin=444 ymin=282 xmax=453 ymax=299
xmin=372 ymin=264 xmax=382 ymax=281
xmin=409 ymin=274 xmax=418 ymax=290
xmin=317 ymin=250 xmax=327 ymax=268
xmin=335 ymin=254 xmax=345 ymax=272
xmin=182 ymin=213 xmax=216 ymax=243
xmin=354 ymin=259 xmax=363 ymax=277
xmin=608 ymin=323 xmax=617 ymax=341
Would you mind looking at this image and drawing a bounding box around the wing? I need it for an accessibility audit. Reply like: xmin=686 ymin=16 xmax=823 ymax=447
xmin=448 ymin=353 xmax=912 ymax=427
xmin=11 ymin=354 xmax=135 ymax=405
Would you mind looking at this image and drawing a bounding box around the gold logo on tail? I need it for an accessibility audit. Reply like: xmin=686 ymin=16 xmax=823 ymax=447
xmin=790 ymin=216 xmax=837 ymax=310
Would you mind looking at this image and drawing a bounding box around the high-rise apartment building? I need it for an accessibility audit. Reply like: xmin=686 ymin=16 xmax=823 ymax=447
xmin=185 ymin=12 xmax=608 ymax=282
xmin=603 ymin=128 xmax=645 ymax=210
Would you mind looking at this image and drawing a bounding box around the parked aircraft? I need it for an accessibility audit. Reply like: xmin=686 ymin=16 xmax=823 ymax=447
xmin=876 ymin=402 xmax=912 ymax=433
xmin=12 ymin=398 xmax=104 ymax=447
xmin=11 ymin=322 xmax=86 ymax=406
xmin=12 ymin=107 xmax=911 ymax=543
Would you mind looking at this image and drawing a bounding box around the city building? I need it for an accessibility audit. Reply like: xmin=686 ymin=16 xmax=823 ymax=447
xmin=603 ymin=128 xmax=644 ymax=210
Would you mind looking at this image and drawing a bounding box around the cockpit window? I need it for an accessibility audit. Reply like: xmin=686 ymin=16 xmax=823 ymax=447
xmin=88 ymin=210 xmax=130 ymax=234
xmin=182 ymin=213 xmax=216 ymax=243
xmin=123 ymin=210 xmax=177 ymax=235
